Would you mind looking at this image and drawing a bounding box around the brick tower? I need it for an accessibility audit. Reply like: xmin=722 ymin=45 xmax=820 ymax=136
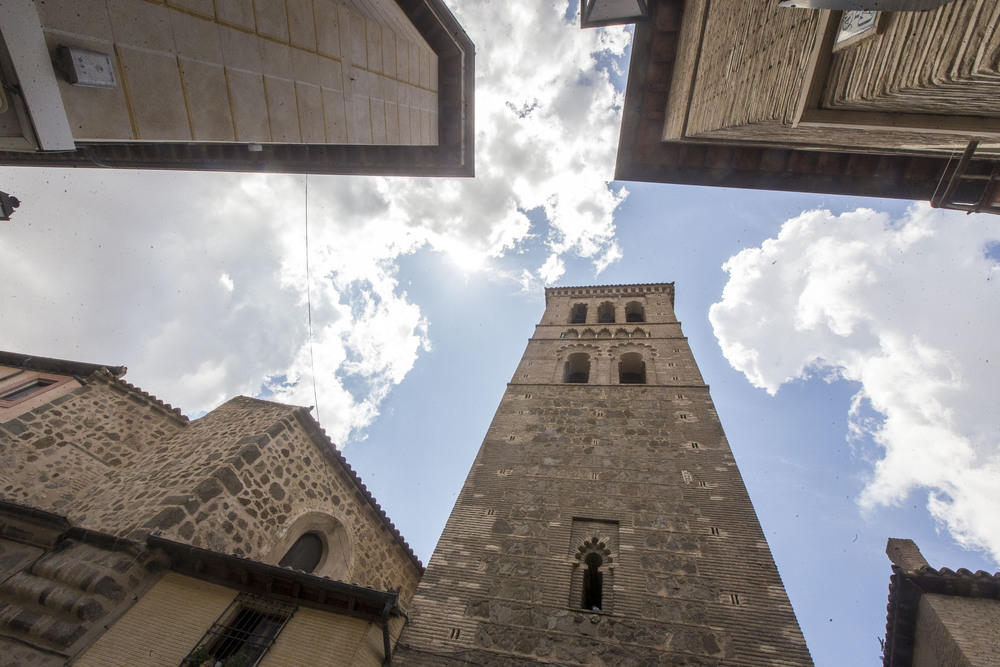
xmin=395 ymin=283 xmax=812 ymax=665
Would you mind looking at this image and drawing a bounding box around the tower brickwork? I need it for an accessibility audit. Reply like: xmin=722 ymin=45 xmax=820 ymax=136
xmin=396 ymin=283 xmax=812 ymax=665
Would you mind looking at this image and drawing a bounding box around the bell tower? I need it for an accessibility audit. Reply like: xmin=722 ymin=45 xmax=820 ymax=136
xmin=396 ymin=283 xmax=812 ymax=665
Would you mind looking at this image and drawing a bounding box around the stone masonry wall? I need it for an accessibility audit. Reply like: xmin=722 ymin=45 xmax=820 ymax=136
xmin=0 ymin=381 xmax=420 ymax=604
xmin=0 ymin=371 xmax=188 ymax=517
xmin=396 ymin=284 xmax=811 ymax=666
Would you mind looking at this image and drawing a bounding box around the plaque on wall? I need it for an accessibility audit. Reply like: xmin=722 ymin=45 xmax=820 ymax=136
xmin=834 ymin=11 xmax=882 ymax=50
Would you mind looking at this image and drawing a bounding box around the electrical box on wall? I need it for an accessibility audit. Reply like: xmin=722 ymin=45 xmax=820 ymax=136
xmin=55 ymin=45 xmax=116 ymax=89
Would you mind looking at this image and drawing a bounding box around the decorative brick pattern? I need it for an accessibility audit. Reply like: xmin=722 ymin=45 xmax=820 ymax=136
xmin=684 ymin=4 xmax=819 ymax=135
xmin=824 ymin=3 xmax=1000 ymax=118
xmin=677 ymin=1 xmax=1000 ymax=154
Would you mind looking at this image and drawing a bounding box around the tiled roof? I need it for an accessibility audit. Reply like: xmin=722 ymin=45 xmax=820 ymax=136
xmin=0 ymin=349 xmax=188 ymax=422
xmin=106 ymin=374 xmax=190 ymax=423
xmin=0 ymin=350 xmax=126 ymax=379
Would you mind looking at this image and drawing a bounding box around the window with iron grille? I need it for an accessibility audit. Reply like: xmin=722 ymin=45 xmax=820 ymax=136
xmin=182 ymin=593 xmax=297 ymax=667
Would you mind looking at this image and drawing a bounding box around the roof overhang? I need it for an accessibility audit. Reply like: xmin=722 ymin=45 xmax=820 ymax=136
xmin=615 ymin=0 xmax=958 ymax=201
xmin=0 ymin=350 xmax=126 ymax=379
xmin=148 ymin=534 xmax=402 ymax=622
xmin=0 ymin=0 xmax=474 ymax=177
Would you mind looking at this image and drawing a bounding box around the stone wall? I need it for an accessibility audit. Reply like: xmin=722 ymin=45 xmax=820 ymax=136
xmin=0 ymin=376 xmax=420 ymax=604
xmin=0 ymin=370 xmax=189 ymax=517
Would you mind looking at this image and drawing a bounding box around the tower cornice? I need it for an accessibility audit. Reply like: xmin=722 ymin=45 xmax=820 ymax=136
xmin=544 ymin=282 xmax=675 ymax=306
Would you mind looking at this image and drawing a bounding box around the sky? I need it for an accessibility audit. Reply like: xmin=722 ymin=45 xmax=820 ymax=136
xmin=2 ymin=1 xmax=1000 ymax=665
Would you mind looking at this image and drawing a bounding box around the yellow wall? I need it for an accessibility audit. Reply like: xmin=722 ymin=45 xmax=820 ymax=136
xmin=76 ymin=571 xmax=398 ymax=667
xmin=261 ymin=606 xmax=394 ymax=667
xmin=76 ymin=573 xmax=231 ymax=667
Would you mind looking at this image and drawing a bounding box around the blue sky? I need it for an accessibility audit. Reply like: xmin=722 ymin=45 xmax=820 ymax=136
xmin=2 ymin=2 xmax=1000 ymax=665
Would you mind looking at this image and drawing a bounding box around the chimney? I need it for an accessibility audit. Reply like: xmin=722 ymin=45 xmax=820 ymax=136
xmin=886 ymin=538 xmax=930 ymax=572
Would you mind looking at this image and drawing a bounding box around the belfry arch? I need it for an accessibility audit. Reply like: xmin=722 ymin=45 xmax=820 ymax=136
xmin=597 ymin=301 xmax=615 ymax=323
xmin=563 ymin=352 xmax=591 ymax=384
xmin=625 ymin=301 xmax=645 ymax=322
xmin=618 ymin=352 xmax=646 ymax=384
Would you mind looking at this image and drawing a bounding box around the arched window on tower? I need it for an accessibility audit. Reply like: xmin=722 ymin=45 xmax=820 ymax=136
xmin=618 ymin=352 xmax=646 ymax=384
xmin=570 ymin=303 xmax=587 ymax=324
xmin=570 ymin=525 xmax=616 ymax=613
xmin=625 ymin=301 xmax=645 ymax=322
xmin=582 ymin=552 xmax=603 ymax=611
xmin=597 ymin=301 xmax=615 ymax=323
xmin=278 ymin=532 xmax=324 ymax=573
xmin=563 ymin=353 xmax=590 ymax=384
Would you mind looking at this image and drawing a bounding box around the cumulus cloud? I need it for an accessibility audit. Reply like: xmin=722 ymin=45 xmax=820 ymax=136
xmin=0 ymin=1 xmax=631 ymax=444
xmin=0 ymin=169 xmax=430 ymax=445
xmin=381 ymin=0 xmax=630 ymax=275
xmin=710 ymin=205 xmax=1000 ymax=561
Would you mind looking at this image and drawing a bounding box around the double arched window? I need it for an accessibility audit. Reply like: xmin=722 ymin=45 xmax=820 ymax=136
xmin=570 ymin=303 xmax=587 ymax=324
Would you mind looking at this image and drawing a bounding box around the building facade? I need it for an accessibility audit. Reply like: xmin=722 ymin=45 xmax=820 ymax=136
xmin=0 ymin=0 xmax=473 ymax=176
xmin=883 ymin=538 xmax=1000 ymax=667
xmin=613 ymin=1 xmax=1000 ymax=211
xmin=396 ymin=283 xmax=812 ymax=665
xmin=0 ymin=351 xmax=422 ymax=665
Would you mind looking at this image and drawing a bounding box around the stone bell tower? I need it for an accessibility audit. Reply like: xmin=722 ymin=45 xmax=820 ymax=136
xmin=395 ymin=283 xmax=812 ymax=665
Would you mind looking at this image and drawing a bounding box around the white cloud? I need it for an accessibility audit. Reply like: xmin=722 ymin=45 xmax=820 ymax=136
xmin=414 ymin=0 xmax=630 ymax=277
xmin=538 ymin=253 xmax=567 ymax=284
xmin=710 ymin=204 xmax=1000 ymax=561
xmin=0 ymin=1 xmax=632 ymax=444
